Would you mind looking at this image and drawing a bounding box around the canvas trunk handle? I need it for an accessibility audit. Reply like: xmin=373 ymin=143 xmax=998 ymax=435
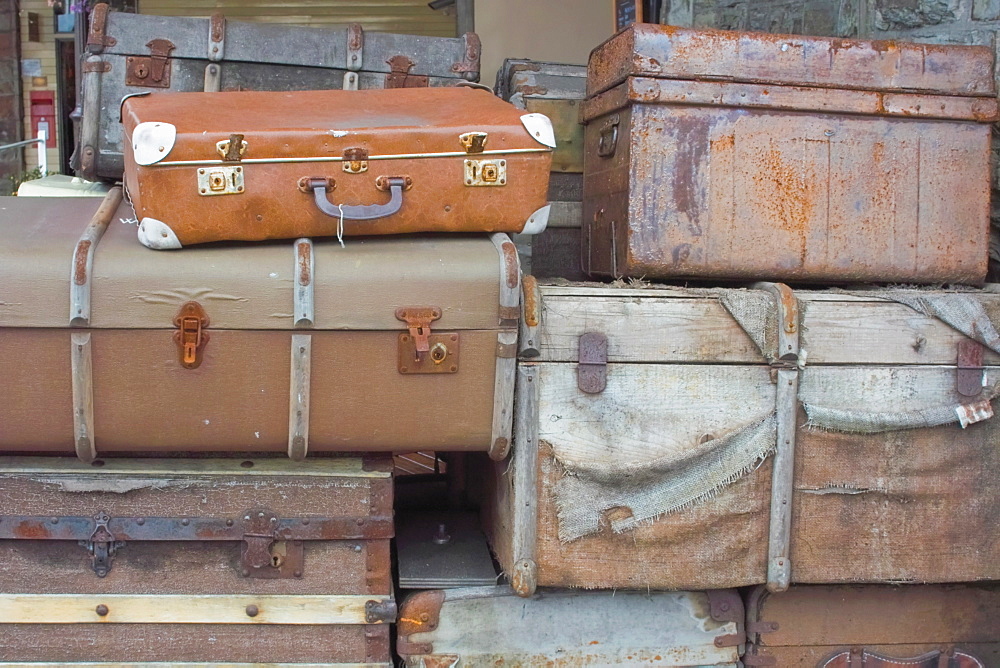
xmin=301 ymin=176 xmax=409 ymax=221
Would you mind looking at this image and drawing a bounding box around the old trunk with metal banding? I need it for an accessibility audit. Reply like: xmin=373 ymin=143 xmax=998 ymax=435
xmin=77 ymin=2 xmax=482 ymax=181
xmin=0 ymin=456 xmax=395 ymax=665
xmin=121 ymin=88 xmax=553 ymax=248
xmin=0 ymin=192 xmax=519 ymax=461
xmin=483 ymin=280 xmax=1000 ymax=594
xmin=581 ymin=25 xmax=998 ymax=284
xmin=744 ymin=584 xmax=1000 ymax=666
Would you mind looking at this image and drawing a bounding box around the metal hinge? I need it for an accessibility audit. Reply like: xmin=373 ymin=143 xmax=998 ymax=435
xmin=126 ymin=38 xmax=175 ymax=88
xmin=79 ymin=512 xmax=125 ymax=578
xmin=396 ymin=307 xmax=460 ymax=374
xmin=577 ymin=332 xmax=608 ymax=394
xmin=173 ymin=301 xmax=210 ymax=369
xmin=365 ymin=598 xmax=398 ymax=624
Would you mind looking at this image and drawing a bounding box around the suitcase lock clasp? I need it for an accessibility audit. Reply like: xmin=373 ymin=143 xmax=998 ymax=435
xmin=173 ymin=301 xmax=210 ymax=369
xmin=459 ymin=131 xmax=488 ymax=153
xmin=395 ymin=307 xmax=460 ymax=374
xmin=125 ymin=38 xmax=175 ymax=88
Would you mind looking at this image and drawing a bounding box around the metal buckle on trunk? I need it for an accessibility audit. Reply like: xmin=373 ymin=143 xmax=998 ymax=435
xmin=385 ymin=55 xmax=429 ymax=88
xmin=395 ymin=307 xmax=459 ymax=374
xmin=79 ymin=512 xmax=125 ymax=578
xmin=240 ymin=508 xmax=305 ymax=579
xmin=173 ymin=302 xmax=210 ymax=369
xmin=126 ymin=39 xmax=175 ymax=88
xmin=957 ymin=339 xmax=986 ymax=397
xmin=577 ymin=332 xmax=608 ymax=394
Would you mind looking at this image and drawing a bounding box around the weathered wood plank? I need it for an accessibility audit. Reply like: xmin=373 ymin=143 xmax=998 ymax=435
xmin=0 ymin=594 xmax=381 ymax=624
xmin=538 ymin=363 xmax=775 ymax=467
xmin=536 ymin=291 xmax=1000 ymax=365
xmin=0 ymin=456 xmax=389 ymax=478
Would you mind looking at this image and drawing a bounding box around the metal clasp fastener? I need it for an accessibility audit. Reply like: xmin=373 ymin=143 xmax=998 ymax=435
xmin=342 ymin=147 xmax=369 ymax=174
xmin=957 ymin=339 xmax=986 ymax=397
xmin=80 ymin=512 xmax=124 ymax=578
xmin=459 ymin=131 xmax=488 ymax=153
xmin=395 ymin=307 xmax=441 ymax=359
xmin=125 ymin=38 xmax=175 ymax=88
xmin=216 ymin=133 xmax=247 ymax=161
xmin=577 ymin=332 xmax=608 ymax=394
xmin=597 ymin=113 xmax=620 ymax=158
xmin=173 ymin=301 xmax=210 ymax=369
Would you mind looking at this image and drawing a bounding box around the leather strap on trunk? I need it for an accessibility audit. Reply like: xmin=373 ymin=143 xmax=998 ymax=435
xmin=821 ymin=648 xmax=984 ymax=668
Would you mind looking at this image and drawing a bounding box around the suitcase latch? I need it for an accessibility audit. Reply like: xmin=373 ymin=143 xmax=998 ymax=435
xmin=578 ymin=332 xmax=608 ymax=394
xmin=125 ymin=38 xmax=175 ymax=88
xmin=173 ymin=301 xmax=210 ymax=369
xmin=459 ymin=131 xmax=488 ymax=153
xmin=385 ymin=55 xmax=429 ymax=88
xmin=240 ymin=509 xmax=305 ymax=579
xmin=198 ymin=165 xmax=244 ymax=196
xmin=957 ymin=339 xmax=986 ymax=397
xmin=80 ymin=512 xmax=125 ymax=578
xmin=216 ymin=134 xmax=248 ymax=162
xmin=342 ymin=147 xmax=369 ymax=174
xmin=396 ymin=307 xmax=460 ymax=374
xmin=464 ymin=158 xmax=506 ymax=186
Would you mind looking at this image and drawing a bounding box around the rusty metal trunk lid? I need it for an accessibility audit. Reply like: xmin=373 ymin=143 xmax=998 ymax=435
xmin=586 ymin=24 xmax=997 ymax=99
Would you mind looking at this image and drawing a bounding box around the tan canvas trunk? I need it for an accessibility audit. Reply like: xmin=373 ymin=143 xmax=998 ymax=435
xmin=0 ymin=455 xmax=394 ymax=665
xmin=744 ymin=584 xmax=1000 ymax=666
xmin=483 ymin=279 xmax=1000 ymax=596
xmin=121 ymin=87 xmax=554 ymax=248
xmin=0 ymin=192 xmax=519 ymax=461
xmin=581 ymin=25 xmax=999 ymax=283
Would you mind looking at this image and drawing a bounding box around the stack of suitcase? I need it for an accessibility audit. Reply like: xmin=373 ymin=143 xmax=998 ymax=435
xmin=400 ymin=23 xmax=1000 ymax=668
xmin=0 ymin=4 xmax=558 ymax=666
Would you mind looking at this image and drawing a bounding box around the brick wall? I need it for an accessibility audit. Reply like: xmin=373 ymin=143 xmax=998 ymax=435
xmin=0 ymin=0 xmax=21 ymax=194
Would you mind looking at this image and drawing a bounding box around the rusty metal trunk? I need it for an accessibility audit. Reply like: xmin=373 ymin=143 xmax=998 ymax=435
xmin=581 ymin=25 xmax=998 ymax=284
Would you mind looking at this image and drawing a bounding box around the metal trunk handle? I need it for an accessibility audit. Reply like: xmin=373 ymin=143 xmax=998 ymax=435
xmin=302 ymin=176 xmax=409 ymax=221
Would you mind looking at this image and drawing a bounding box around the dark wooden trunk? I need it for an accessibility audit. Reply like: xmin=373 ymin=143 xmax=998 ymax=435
xmin=0 ymin=456 xmax=394 ymax=665
xmin=744 ymin=584 xmax=1000 ymax=667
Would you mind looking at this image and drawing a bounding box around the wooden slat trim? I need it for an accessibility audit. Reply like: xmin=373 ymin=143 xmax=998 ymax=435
xmin=0 ymin=594 xmax=390 ymax=625
xmin=288 ymin=334 xmax=312 ymax=461
xmin=69 ymin=188 xmax=123 ymax=326
xmin=510 ymin=363 xmax=540 ymax=597
xmin=0 ymin=663 xmax=392 ymax=667
xmin=0 ymin=457 xmax=390 ymax=478
xmin=490 ymin=330 xmax=518 ymax=461
xmin=70 ymin=332 xmax=96 ymax=463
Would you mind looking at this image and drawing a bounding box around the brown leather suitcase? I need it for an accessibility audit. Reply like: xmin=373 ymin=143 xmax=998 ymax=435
xmin=0 ymin=455 xmax=394 ymax=665
xmin=581 ymin=25 xmax=999 ymax=284
xmin=121 ymin=87 xmax=554 ymax=248
xmin=0 ymin=191 xmax=519 ymax=461
xmin=744 ymin=584 xmax=1000 ymax=667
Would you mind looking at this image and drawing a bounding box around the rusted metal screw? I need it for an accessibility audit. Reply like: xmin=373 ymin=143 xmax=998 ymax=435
xmin=95 ymin=604 xmax=109 ymax=617
xmin=245 ymin=604 xmax=259 ymax=617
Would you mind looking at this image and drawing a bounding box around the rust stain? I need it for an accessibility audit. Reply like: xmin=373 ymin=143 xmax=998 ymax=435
xmin=297 ymin=241 xmax=312 ymax=286
xmin=501 ymin=241 xmax=519 ymax=288
xmin=522 ymin=275 xmax=539 ymax=327
xmin=12 ymin=521 xmax=52 ymax=539
xmin=73 ymin=240 xmax=92 ymax=286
